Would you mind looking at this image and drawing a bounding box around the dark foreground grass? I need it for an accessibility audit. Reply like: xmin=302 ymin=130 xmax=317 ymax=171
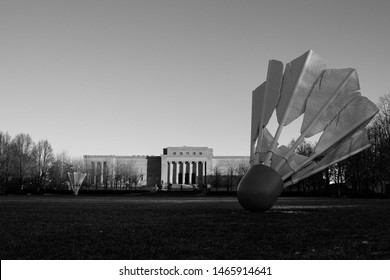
xmin=1 ymin=193 xmax=389 ymax=259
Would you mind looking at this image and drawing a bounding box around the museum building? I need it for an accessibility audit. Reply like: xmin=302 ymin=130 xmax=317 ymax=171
xmin=84 ymin=146 xmax=249 ymax=187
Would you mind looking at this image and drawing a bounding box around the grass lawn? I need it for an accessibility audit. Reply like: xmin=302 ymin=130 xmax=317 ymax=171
xmin=1 ymin=193 xmax=389 ymax=259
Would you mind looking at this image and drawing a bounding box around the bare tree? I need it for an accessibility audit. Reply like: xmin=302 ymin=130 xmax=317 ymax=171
xmin=236 ymin=160 xmax=250 ymax=184
xmin=70 ymin=156 xmax=86 ymax=173
xmin=372 ymin=95 xmax=390 ymax=190
xmin=0 ymin=132 xmax=12 ymax=193
xmin=115 ymin=161 xmax=140 ymax=190
xmin=225 ymin=160 xmax=237 ymax=192
xmin=344 ymin=94 xmax=390 ymax=194
xmin=209 ymin=165 xmax=223 ymax=191
xmin=31 ymin=140 xmax=54 ymax=193
xmin=48 ymin=151 xmax=73 ymax=190
xmin=12 ymin=133 xmax=34 ymax=190
xmin=288 ymin=139 xmax=315 ymax=156
xmin=287 ymin=139 xmax=321 ymax=193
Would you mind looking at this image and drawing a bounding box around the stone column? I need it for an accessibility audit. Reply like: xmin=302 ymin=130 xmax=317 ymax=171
xmin=189 ymin=162 xmax=193 ymax=184
xmin=195 ymin=162 xmax=199 ymax=184
xmin=165 ymin=161 xmax=169 ymax=184
xmin=169 ymin=162 xmax=173 ymax=184
xmin=182 ymin=161 xmax=185 ymax=185
xmin=199 ymin=161 xmax=203 ymax=185
xmin=161 ymin=159 xmax=168 ymax=186
xmin=175 ymin=162 xmax=179 ymax=184
xmin=166 ymin=161 xmax=168 ymax=184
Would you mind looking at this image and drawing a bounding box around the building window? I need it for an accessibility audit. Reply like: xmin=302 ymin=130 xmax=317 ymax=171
xmin=193 ymin=152 xmax=196 ymax=155
xmin=186 ymin=152 xmax=189 ymax=155
xmin=180 ymin=152 xmax=183 ymax=155
xmin=199 ymin=152 xmax=203 ymax=155
xmin=173 ymin=152 xmax=176 ymax=155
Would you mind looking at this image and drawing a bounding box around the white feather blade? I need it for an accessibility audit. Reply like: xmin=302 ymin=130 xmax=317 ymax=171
xmin=251 ymin=60 xmax=283 ymax=164
xmin=254 ymin=127 xmax=276 ymax=164
xmin=301 ymin=68 xmax=361 ymax=137
xmin=276 ymin=50 xmax=327 ymax=126
xmin=250 ymin=82 xmax=265 ymax=160
xmin=270 ymin=146 xmax=289 ymax=175
xmin=315 ymin=96 xmax=378 ymax=155
xmin=271 ymin=150 xmax=309 ymax=177
xmin=263 ymin=60 xmax=283 ymax=125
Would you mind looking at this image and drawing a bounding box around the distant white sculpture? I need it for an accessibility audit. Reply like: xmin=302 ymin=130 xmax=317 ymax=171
xmin=67 ymin=172 xmax=87 ymax=196
xmin=237 ymin=50 xmax=379 ymax=212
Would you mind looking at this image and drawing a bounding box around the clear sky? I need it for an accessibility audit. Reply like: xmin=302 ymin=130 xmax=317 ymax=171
xmin=1 ymin=0 xmax=389 ymax=157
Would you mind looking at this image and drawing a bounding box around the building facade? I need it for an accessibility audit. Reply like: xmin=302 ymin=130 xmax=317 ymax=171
xmin=84 ymin=146 xmax=249 ymax=188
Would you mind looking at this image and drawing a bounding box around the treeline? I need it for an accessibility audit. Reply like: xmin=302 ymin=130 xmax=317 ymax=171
xmin=0 ymin=131 xmax=145 ymax=193
xmin=0 ymin=133 xmax=84 ymax=194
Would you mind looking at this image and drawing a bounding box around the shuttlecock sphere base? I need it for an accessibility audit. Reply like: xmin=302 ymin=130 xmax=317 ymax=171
xmin=237 ymin=164 xmax=283 ymax=212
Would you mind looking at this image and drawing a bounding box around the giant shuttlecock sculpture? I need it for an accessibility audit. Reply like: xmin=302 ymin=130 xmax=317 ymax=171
xmin=68 ymin=172 xmax=87 ymax=196
xmin=237 ymin=50 xmax=379 ymax=212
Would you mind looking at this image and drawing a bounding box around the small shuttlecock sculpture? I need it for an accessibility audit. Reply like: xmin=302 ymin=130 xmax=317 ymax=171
xmin=237 ymin=50 xmax=379 ymax=212
xmin=68 ymin=172 xmax=87 ymax=196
